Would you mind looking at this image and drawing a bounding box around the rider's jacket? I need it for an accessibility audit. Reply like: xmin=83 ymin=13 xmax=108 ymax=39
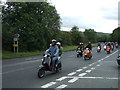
xmin=85 ymin=44 xmax=92 ymax=51
xmin=45 ymin=45 xmax=59 ymax=57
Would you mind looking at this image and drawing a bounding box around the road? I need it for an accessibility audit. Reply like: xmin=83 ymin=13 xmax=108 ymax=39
xmin=2 ymin=46 xmax=120 ymax=89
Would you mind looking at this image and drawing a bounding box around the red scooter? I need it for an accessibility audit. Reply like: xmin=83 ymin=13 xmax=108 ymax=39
xmin=106 ymin=46 xmax=110 ymax=54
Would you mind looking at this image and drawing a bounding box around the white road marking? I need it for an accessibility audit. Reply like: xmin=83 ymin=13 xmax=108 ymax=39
xmin=96 ymin=64 xmax=100 ymax=67
xmin=68 ymin=77 xmax=79 ymax=83
xmin=98 ymin=60 xmax=101 ymax=62
xmin=89 ymin=64 xmax=93 ymax=66
xmin=78 ymin=73 xmax=87 ymax=77
xmin=41 ymin=82 xmax=56 ymax=88
xmin=76 ymin=69 xmax=83 ymax=72
xmin=91 ymin=67 xmax=95 ymax=70
xmin=85 ymin=70 xmax=92 ymax=73
xmin=66 ymin=76 xmax=118 ymax=80
xmin=56 ymin=84 xmax=68 ymax=88
xmin=56 ymin=76 xmax=67 ymax=81
xmin=68 ymin=72 xmax=76 ymax=76
xmin=83 ymin=67 xmax=87 ymax=69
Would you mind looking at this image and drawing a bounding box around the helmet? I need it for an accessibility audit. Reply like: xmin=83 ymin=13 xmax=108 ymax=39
xmin=56 ymin=42 xmax=61 ymax=45
xmin=88 ymin=41 xmax=91 ymax=44
xmin=79 ymin=43 xmax=82 ymax=45
xmin=86 ymin=48 xmax=89 ymax=50
xmin=52 ymin=39 xmax=57 ymax=43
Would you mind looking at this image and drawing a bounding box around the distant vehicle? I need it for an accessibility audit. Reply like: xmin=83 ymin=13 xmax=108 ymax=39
xmin=38 ymin=53 xmax=62 ymax=78
xmin=104 ymin=45 xmax=106 ymax=51
xmin=77 ymin=48 xmax=83 ymax=57
xmin=97 ymin=46 xmax=101 ymax=52
xmin=117 ymin=47 xmax=120 ymax=65
xmin=106 ymin=46 xmax=111 ymax=54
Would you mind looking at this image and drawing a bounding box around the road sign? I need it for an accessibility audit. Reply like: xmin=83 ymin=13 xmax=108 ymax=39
xmin=13 ymin=38 xmax=18 ymax=41
xmin=13 ymin=44 xmax=18 ymax=47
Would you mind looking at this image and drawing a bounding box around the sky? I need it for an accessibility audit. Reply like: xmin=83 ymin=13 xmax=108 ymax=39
xmin=1 ymin=0 xmax=119 ymax=33
xmin=49 ymin=0 xmax=119 ymax=33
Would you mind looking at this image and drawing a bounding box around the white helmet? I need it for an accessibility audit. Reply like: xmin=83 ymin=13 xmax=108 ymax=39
xmin=56 ymin=42 xmax=61 ymax=45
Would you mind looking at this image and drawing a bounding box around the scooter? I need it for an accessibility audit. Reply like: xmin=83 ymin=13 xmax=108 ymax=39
xmin=97 ymin=46 xmax=101 ymax=52
xmin=84 ymin=48 xmax=92 ymax=60
xmin=106 ymin=46 xmax=111 ymax=54
xmin=117 ymin=55 xmax=120 ymax=65
xmin=77 ymin=48 xmax=83 ymax=57
xmin=38 ymin=53 xmax=62 ymax=78
xmin=104 ymin=45 xmax=106 ymax=51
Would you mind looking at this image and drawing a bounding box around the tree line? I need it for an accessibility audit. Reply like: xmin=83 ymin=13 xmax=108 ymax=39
xmin=2 ymin=1 xmax=119 ymax=52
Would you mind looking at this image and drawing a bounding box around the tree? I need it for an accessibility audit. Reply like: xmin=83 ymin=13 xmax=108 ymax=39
xmin=84 ymin=29 xmax=97 ymax=43
xmin=2 ymin=2 xmax=61 ymax=51
xmin=71 ymin=26 xmax=84 ymax=45
xmin=111 ymin=27 xmax=120 ymax=44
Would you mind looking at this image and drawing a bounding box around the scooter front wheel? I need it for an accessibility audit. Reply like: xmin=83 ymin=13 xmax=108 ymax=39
xmin=38 ymin=68 xmax=45 ymax=78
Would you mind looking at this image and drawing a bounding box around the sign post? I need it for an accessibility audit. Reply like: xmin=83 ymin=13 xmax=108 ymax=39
xmin=13 ymin=34 xmax=20 ymax=53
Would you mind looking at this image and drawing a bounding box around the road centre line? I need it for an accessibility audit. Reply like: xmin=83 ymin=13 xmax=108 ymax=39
xmin=68 ymin=77 xmax=79 ymax=83
xmin=76 ymin=69 xmax=83 ymax=72
xmin=56 ymin=84 xmax=68 ymax=88
xmin=78 ymin=73 xmax=87 ymax=77
xmin=96 ymin=64 xmax=100 ymax=67
xmin=56 ymin=76 xmax=67 ymax=81
xmin=68 ymin=72 xmax=76 ymax=76
xmin=83 ymin=67 xmax=87 ymax=69
xmin=41 ymin=82 xmax=56 ymax=88
xmin=85 ymin=70 xmax=92 ymax=73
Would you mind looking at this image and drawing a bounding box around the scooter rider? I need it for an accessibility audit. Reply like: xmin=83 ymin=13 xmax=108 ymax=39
xmin=45 ymin=39 xmax=59 ymax=71
xmin=97 ymin=42 xmax=101 ymax=50
xmin=85 ymin=41 xmax=92 ymax=51
xmin=76 ymin=43 xmax=84 ymax=51
xmin=56 ymin=42 xmax=63 ymax=67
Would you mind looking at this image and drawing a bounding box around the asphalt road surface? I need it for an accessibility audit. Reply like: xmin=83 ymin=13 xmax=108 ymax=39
xmin=2 ymin=46 xmax=120 ymax=89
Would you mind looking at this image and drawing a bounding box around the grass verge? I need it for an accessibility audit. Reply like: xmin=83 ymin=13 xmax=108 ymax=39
xmin=2 ymin=44 xmax=97 ymax=60
xmin=2 ymin=46 xmax=77 ymax=59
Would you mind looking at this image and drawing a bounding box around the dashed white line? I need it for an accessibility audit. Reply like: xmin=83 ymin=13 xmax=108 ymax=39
xmin=41 ymin=82 xmax=56 ymax=88
xmin=76 ymin=69 xmax=83 ymax=72
xmin=96 ymin=64 xmax=100 ymax=67
xmin=68 ymin=77 xmax=79 ymax=83
xmin=56 ymin=76 xmax=67 ymax=81
xmin=85 ymin=70 xmax=92 ymax=73
xmin=56 ymin=84 xmax=68 ymax=88
xmin=78 ymin=73 xmax=87 ymax=77
xmin=68 ymin=72 xmax=76 ymax=76
xmin=91 ymin=67 xmax=95 ymax=70
xmin=83 ymin=67 xmax=87 ymax=69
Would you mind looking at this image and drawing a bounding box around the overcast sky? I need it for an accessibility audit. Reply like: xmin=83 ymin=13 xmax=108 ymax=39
xmin=50 ymin=0 xmax=119 ymax=33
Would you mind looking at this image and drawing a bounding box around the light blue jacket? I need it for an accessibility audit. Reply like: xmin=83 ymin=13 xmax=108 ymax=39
xmin=45 ymin=45 xmax=59 ymax=57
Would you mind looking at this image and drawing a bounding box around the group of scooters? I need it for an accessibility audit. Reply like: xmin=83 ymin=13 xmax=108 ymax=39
xmin=77 ymin=48 xmax=92 ymax=60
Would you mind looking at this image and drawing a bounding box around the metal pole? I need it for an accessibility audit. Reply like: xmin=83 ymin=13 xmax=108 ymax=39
xmin=14 ymin=41 xmax=15 ymax=53
xmin=17 ymin=40 xmax=18 ymax=53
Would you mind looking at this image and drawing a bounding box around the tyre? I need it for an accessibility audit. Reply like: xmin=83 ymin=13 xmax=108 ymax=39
xmin=117 ymin=61 xmax=120 ymax=65
xmin=38 ymin=68 xmax=45 ymax=78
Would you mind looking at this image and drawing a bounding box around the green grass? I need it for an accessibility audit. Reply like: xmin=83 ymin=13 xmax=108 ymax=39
xmin=2 ymin=44 xmax=97 ymax=60
xmin=2 ymin=51 xmax=43 ymax=59
xmin=63 ymin=46 xmax=77 ymax=52
xmin=2 ymin=46 xmax=77 ymax=59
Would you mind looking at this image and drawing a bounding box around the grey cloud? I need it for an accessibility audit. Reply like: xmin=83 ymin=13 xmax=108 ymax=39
xmin=60 ymin=16 xmax=99 ymax=29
